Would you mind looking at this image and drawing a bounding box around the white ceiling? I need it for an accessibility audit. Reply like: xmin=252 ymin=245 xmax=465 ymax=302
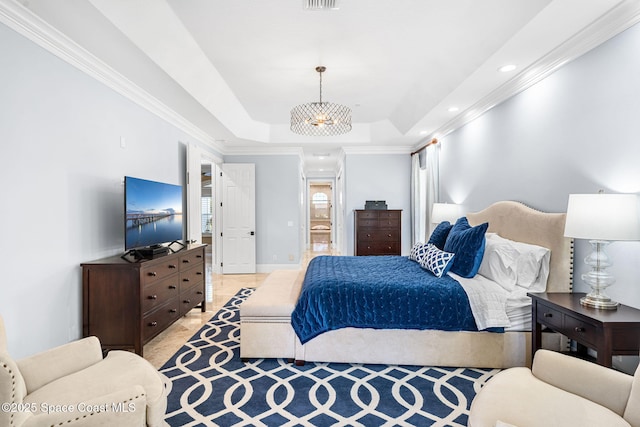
xmin=4 ymin=0 xmax=640 ymax=173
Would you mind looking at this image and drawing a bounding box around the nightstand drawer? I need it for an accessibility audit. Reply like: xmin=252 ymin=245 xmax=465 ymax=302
xmin=537 ymin=304 xmax=563 ymax=329
xmin=563 ymin=316 xmax=597 ymax=347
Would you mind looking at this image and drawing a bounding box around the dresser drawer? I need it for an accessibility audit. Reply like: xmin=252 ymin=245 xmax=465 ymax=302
xmin=374 ymin=229 xmax=400 ymax=242
xmin=142 ymin=275 xmax=180 ymax=314
xmin=537 ymin=303 xmax=563 ymax=330
xmin=378 ymin=218 xmax=400 ymax=228
xmin=357 ymin=241 xmax=400 ymax=255
xmin=357 ymin=229 xmax=400 ymax=242
xmin=564 ymin=315 xmax=598 ymax=347
xmin=378 ymin=211 xmax=401 ymax=220
xmin=143 ymin=298 xmax=181 ymax=341
xmin=357 ymin=228 xmax=378 ymax=241
xmin=180 ymin=285 xmax=205 ymax=315
xmin=356 ymin=211 xmax=379 ymax=220
xmin=180 ymin=264 xmax=205 ymax=292
xmin=357 ymin=219 xmax=378 ymax=227
xmin=141 ymin=260 xmax=179 ymax=286
xmin=180 ymin=250 xmax=204 ymax=269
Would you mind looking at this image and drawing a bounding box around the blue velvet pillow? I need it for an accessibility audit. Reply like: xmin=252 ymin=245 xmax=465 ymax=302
xmin=443 ymin=217 xmax=489 ymax=278
xmin=427 ymin=221 xmax=453 ymax=250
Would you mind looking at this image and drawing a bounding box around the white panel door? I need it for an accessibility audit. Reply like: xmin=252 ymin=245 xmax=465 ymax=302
xmin=222 ymin=163 xmax=256 ymax=274
xmin=186 ymin=143 xmax=202 ymax=245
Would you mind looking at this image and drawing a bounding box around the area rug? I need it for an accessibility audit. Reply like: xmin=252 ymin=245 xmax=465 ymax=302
xmin=160 ymin=288 xmax=499 ymax=426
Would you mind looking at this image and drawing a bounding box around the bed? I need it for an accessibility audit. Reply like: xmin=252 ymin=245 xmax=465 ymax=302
xmin=291 ymin=201 xmax=573 ymax=368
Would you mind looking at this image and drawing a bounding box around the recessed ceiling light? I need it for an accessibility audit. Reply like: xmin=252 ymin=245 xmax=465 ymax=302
xmin=448 ymin=106 xmax=459 ymax=112
xmin=498 ymin=64 xmax=517 ymax=73
xmin=419 ymin=130 xmax=429 ymax=135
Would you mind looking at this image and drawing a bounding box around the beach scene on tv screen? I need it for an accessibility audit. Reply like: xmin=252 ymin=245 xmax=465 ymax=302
xmin=126 ymin=178 xmax=183 ymax=249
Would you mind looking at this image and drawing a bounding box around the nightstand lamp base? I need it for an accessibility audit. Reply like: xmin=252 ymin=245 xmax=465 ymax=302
xmin=580 ymin=293 xmax=619 ymax=310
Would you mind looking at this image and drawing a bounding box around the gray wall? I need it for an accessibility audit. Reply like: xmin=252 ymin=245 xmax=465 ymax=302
xmin=344 ymin=153 xmax=412 ymax=255
xmin=0 ymin=23 xmax=220 ymax=358
xmin=224 ymin=154 xmax=303 ymax=269
xmin=440 ymin=22 xmax=640 ymax=370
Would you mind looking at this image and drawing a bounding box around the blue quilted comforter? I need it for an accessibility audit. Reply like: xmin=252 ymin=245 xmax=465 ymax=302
xmin=291 ymin=255 xmax=496 ymax=344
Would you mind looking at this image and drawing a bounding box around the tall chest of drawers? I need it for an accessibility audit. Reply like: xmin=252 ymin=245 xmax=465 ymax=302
xmin=354 ymin=209 xmax=402 ymax=255
xmin=81 ymin=244 xmax=206 ymax=356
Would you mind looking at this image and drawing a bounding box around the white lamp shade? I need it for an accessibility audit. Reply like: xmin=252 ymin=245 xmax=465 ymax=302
xmin=431 ymin=203 xmax=462 ymax=224
xmin=564 ymin=193 xmax=640 ymax=241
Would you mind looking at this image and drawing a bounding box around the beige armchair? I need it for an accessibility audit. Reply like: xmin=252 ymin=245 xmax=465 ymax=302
xmin=0 ymin=315 xmax=168 ymax=426
xmin=469 ymin=349 xmax=640 ymax=427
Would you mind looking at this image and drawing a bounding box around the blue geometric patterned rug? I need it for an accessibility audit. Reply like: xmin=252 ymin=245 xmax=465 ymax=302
xmin=160 ymin=288 xmax=499 ymax=426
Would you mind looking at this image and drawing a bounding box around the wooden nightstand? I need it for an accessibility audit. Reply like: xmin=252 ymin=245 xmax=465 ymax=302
xmin=529 ymin=292 xmax=640 ymax=367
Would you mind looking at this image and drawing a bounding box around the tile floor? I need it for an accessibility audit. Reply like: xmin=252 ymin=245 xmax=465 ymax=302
xmin=143 ymin=246 xmax=335 ymax=368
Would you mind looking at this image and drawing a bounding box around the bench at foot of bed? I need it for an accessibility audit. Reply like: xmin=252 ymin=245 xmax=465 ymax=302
xmin=239 ymin=270 xmax=303 ymax=361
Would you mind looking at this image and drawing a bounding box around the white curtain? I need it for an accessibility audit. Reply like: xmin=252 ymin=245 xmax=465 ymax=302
xmin=410 ymin=153 xmax=424 ymax=245
xmin=411 ymin=144 xmax=439 ymax=246
xmin=425 ymin=143 xmax=439 ymax=234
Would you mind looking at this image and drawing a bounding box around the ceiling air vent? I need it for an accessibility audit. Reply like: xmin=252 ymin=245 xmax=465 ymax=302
xmin=305 ymin=0 xmax=340 ymax=10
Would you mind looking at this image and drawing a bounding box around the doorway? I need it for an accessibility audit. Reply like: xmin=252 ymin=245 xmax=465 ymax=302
xmin=308 ymin=181 xmax=333 ymax=252
xmin=200 ymin=164 xmax=214 ymax=246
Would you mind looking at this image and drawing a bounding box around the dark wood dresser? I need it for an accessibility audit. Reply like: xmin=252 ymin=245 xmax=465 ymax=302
xmin=81 ymin=244 xmax=206 ymax=356
xmin=354 ymin=209 xmax=401 ymax=255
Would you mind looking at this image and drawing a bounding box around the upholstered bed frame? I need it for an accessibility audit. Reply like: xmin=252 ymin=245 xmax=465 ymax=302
xmin=241 ymin=201 xmax=573 ymax=368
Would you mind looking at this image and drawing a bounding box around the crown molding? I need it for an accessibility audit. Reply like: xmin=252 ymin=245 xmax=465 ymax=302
xmin=341 ymin=145 xmax=413 ymax=155
xmin=427 ymin=0 xmax=640 ymax=142
xmin=0 ymin=0 xmax=226 ymax=153
xmin=224 ymin=145 xmax=305 ymax=158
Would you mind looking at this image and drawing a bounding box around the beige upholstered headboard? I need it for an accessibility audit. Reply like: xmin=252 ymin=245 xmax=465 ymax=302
xmin=467 ymin=201 xmax=573 ymax=292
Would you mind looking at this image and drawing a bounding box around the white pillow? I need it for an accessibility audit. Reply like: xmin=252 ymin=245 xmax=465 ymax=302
xmin=479 ymin=233 xmax=550 ymax=292
xmin=478 ymin=233 xmax=519 ymax=291
xmin=509 ymin=239 xmax=550 ymax=292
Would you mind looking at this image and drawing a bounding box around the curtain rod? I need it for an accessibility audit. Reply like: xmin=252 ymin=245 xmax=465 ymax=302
xmin=411 ymin=138 xmax=438 ymax=156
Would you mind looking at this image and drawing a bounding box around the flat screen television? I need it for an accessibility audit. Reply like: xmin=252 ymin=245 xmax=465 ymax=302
xmin=124 ymin=176 xmax=184 ymax=251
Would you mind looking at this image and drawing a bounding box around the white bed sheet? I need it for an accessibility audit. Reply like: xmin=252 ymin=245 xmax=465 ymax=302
xmin=450 ymin=272 xmax=533 ymax=331
xmin=449 ymin=272 xmax=510 ymax=330
xmin=504 ymin=289 xmax=533 ymax=331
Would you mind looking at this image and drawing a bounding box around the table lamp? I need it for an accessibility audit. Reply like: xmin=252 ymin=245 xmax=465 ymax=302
xmin=564 ymin=193 xmax=640 ymax=309
xmin=431 ymin=203 xmax=462 ymax=224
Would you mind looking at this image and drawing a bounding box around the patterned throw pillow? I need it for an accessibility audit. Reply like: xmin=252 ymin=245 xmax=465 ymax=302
xmin=419 ymin=243 xmax=455 ymax=278
xmin=409 ymin=242 xmax=429 ymax=263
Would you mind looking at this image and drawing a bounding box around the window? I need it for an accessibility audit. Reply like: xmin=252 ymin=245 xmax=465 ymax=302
xmin=201 ymin=197 xmax=212 ymax=233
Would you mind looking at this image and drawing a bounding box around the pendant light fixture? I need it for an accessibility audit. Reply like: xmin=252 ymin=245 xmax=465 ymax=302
xmin=290 ymin=66 xmax=352 ymax=136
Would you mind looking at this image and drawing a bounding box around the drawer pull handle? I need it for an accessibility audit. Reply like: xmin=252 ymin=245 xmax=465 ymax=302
xmin=575 ymin=327 xmax=585 ymax=333
xmin=149 ymin=321 xmax=158 ymax=327
xmin=168 ymin=264 xmax=177 ymax=269
xmin=148 ymin=272 xmax=157 ymax=277
xmin=148 ymin=295 xmax=157 ymax=300
xmin=170 ymin=309 xmax=177 ymax=313
xmin=183 ymin=278 xmax=190 ymax=282
xmin=169 ymin=285 xmax=177 ymax=289
xmin=387 ymin=234 xmax=392 ymax=237
xmin=196 ymin=272 xmax=203 ymax=275
xmin=184 ymin=299 xmax=191 ymax=304
xmin=197 ymin=291 xmax=203 ymax=295
xmin=196 ymin=255 xmax=202 ymax=258
xmin=183 ymin=259 xmax=190 ymax=263
xmin=543 ymin=313 xmax=553 ymax=318
xmin=366 ymin=234 xmax=371 ymax=237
